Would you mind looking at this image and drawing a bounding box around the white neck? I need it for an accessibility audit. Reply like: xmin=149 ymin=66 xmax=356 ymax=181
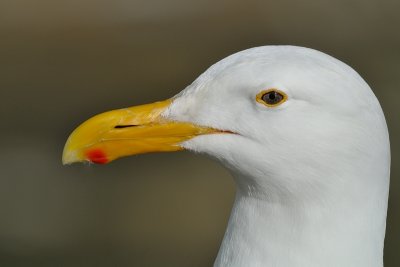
xmin=214 ymin=174 xmax=387 ymax=267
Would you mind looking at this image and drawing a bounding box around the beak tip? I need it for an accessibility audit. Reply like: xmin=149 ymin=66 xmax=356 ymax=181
xmin=62 ymin=148 xmax=81 ymax=165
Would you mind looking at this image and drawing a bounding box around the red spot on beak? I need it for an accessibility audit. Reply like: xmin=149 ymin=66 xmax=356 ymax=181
xmin=86 ymin=149 xmax=109 ymax=164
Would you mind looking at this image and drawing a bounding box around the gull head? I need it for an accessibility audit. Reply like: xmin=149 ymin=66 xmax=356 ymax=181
xmin=63 ymin=45 xmax=390 ymax=201
xmin=62 ymin=45 xmax=391 ymax=267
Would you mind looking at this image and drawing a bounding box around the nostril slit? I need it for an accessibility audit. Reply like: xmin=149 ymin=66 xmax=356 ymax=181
xmin=114 ymin=125 xmax=139 ymax=129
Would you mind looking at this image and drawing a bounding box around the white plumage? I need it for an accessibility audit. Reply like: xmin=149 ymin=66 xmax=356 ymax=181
xmin=163 ymin=46 xmax=390 ymax=267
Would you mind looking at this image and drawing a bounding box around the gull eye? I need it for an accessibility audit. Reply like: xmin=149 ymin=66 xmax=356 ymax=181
xmin=256 ymin=89 xmax=287 ymax=107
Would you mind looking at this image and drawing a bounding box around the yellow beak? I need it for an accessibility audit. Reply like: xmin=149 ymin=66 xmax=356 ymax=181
xmin=62 ymin=99 xmax=217 ymax=164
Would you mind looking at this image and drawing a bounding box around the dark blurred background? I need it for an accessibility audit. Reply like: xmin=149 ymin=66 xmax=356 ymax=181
xmin=0 ymin=0 xmax=398 ymax=266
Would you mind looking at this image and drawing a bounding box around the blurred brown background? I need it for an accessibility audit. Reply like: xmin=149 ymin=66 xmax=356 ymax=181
xmin=0 ymin=0 xmax=398 ymax=266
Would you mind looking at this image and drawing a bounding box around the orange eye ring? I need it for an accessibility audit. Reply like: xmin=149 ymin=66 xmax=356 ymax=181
xmin=256 ymin=89 xmax=288 ymax=107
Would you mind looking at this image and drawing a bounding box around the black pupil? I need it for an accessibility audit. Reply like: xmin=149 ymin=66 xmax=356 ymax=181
xmin=262 ymin=91 xmax=283 ymax=105
xmin=269 ymin=93 xmax=276 ymax=100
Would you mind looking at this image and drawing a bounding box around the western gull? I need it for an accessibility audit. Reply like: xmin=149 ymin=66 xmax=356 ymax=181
xmin=62 ymin=46 xmax=390 ymax=267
